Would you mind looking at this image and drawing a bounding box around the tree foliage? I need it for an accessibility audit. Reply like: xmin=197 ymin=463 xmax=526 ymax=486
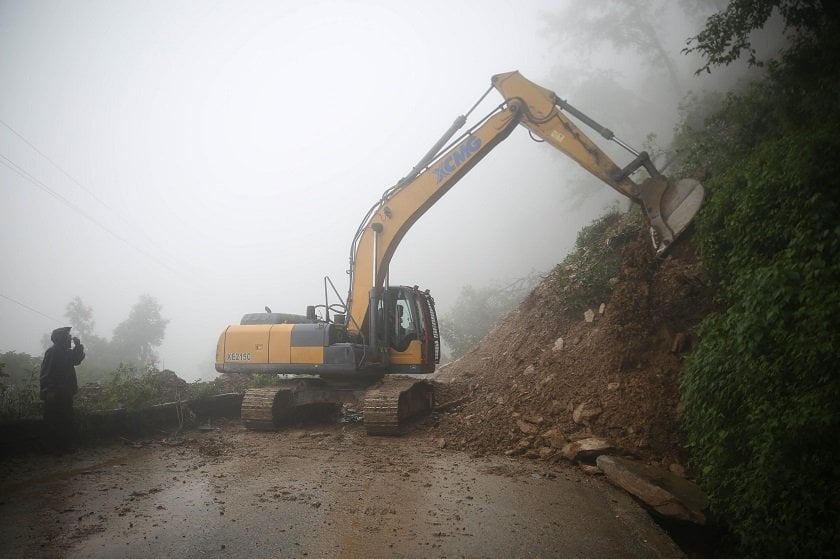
xmin=0 ymin=351 xmax=41 ymax=420
xmin=65 ymin=296 xmax=95 ymax=339
xmin=1 ymin=294 xmax=171 ymax=418
xmin=553 ymin=206 xmax=642 ymax=311
xmin=686 ymin=0 xmax=838 ymax=73
xmin=543 ymin=0 xmax=696 ymax=97
xmin=108 ymin=294 xmax=169 ymax=369
xmin=677 ymin=12 xmax=840 ymax=557
xmin=43 ymin=294 xmax=169 ymax=381
xmin=440 ymin=275 xmax=540 ymax=360
xmin=0 ymin=350 xmax=41 ymax=388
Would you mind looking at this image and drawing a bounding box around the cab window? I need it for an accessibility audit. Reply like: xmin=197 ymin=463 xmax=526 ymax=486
xmin=391 ymin=290 xmax=417 ymax=351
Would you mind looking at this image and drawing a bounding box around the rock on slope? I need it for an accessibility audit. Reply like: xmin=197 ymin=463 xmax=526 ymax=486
xmin=431 ymin=229 xmax=711 ymax=471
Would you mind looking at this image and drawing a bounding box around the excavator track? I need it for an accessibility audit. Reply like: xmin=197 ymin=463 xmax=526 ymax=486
xmin=240 ymin=379 xmax=370 ymax=431
xmin=240 ymin=386 xmax=294 ymax=430
xmin=240 ymin=377 xmax=434 ymax=435
xmin=363 ymin=376 xmax=434 ymax=436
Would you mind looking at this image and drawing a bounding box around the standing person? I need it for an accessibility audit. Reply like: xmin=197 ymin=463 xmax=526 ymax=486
xmin=40 ymin=326 xmax=85 ymax=454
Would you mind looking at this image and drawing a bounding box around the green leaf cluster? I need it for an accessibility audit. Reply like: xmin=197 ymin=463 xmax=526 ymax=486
xmin=0 ymin=351 xmax=41 ymax=390
xmin=0 ymin=354 xmax=41 ymax=421
xmin=82 ymin=365 xmax=179 ymax=412
xmin=678 ymin=21 xmax=840 ymax=557
xmin=685 ymin=0 xmax=838 ymax=73
xmin=552 ymin=204 xmax=642 ymax=311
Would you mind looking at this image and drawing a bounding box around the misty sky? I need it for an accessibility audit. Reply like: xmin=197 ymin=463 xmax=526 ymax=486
xmin=2 ymin=1 xmax=731 ymax=380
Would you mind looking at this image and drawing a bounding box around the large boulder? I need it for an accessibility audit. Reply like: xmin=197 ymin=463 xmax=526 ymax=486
xmin=596 ymin=455 xmax=708 ymax=524
xmin=561 ymin=437 xmax=613 ymax=463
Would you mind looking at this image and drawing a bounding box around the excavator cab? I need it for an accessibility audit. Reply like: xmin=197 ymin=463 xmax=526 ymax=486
xmin=376 ymin=286 xmax=440 ymax=374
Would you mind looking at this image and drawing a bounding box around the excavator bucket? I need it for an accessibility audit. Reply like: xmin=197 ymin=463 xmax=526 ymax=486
xmin=639 ymin=176 xmax=705 ymax=254
xmin=661 ymin=178 xmax=705 ymax=237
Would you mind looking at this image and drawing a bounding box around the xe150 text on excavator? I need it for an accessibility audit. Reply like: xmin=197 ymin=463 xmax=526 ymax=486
xmin=214 ymin=71 xmax=704 ymax=434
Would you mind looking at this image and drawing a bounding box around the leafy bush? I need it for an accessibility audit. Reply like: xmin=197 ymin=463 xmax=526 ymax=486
xmin=553 ymin=204 xmax=641 ymax=310
xmin=679 ymin=24 xmax=840 ymax=558
xmin=0 ymin=361 xmax=41 ymax=421
xmin=187 ymin=377 xmax=228 ymax=401
xmin=76 ymin=365 xmax=178 ymax=412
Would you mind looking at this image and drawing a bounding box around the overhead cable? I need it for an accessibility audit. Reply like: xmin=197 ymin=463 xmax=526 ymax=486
xmin=0 ymin=293 xmax=63 ymax=323
xmin=0 ymin=154 xmax=182 ymax=277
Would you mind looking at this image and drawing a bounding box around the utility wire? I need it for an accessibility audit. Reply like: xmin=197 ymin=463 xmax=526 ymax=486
xmin=0 ymin=154 xmax=182 ymax=276
xmin=1 ymin=119 xmax=118 ymax=214
xmin=0 ymin=118 xmax=189 ymax=272
xmin=0 ymin=293 xmax=63 ymax=323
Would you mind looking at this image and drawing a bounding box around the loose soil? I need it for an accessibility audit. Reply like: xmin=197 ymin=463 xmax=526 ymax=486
xmin=429 ymin=230 xmax=712 ymax=471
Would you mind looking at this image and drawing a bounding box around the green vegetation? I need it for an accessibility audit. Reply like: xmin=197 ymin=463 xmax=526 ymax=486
xmin=676 ymin=4 xmax=840 ymax=556
xmin=552 ymin=205 xmax=642 ymax=311
xmin=1 ymin=345 xmax=230 ymax=421
xmin=187 ymin=377 xmax=229 ymax=401
xmin=439 ymin=204 xmax=639 ymax=360
xmin=67 ymin=294 xmax=170 ymax=382
xmin=77 ymin=365 xmax=181 ymax=413
xmin=0 ymin=351 xmax=41 ymax=390
xmin=1 ymin=291 xmax=171 ymax=420
xmin=0 ymin=356 xmax=41 ymax=420
xmin=440 ymin=274 xmax=540 ymax=360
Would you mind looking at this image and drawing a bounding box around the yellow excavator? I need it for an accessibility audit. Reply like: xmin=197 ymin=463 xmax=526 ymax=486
xmin=215 ymin=71 xmax=704 ymax=434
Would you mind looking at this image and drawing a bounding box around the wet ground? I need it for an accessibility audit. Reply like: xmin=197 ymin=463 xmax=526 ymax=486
xmin=0 ymin=421 xmax=684 ymax=558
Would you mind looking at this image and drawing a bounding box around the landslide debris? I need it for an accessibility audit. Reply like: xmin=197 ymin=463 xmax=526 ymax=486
xmin=430 ymin=218 xmax=712 ymax=471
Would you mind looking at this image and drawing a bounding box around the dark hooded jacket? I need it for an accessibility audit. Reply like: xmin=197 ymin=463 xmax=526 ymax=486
xmin=40 ymin=327 xmax=85 ymax=400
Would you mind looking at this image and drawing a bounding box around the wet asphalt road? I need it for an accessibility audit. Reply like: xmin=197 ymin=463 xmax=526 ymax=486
xmin=0 ymin=421 xmax=683 ymax=558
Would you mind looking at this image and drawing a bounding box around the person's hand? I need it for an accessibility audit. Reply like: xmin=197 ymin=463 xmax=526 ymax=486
xmin=72 ymin=337 xmax=80 ymax=346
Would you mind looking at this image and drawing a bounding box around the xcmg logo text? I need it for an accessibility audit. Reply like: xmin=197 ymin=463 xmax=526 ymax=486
xmin=432 ymin=135 xmax=482 ymax=182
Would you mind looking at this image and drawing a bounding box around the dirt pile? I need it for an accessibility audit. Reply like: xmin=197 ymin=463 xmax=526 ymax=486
xmin=430 ymin=230 xmax=712 ymax=470
xmin=154 ymin=369 xmax=189 ymax=401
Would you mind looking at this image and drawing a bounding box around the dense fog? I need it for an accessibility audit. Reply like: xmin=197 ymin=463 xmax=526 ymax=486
xmin=0 ymin=0 xmax=769 ymax=380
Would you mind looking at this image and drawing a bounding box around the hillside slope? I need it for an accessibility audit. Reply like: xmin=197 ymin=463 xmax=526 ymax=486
xmin=431 ymin=226 xmax=712 ymax=471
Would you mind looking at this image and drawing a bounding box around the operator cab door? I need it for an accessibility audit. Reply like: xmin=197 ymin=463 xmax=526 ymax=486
xmin=386 ymin=286 xmax=440 ymax=374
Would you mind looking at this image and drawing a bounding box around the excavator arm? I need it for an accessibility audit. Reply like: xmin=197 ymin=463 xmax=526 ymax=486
xmin=491 ymin=71 xmax=703 ymax=253
xmin=344 ymin=71 xmax=704 ymax=336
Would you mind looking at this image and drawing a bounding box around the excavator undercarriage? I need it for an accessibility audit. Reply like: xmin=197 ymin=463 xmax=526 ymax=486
xmin=240 ymin=376 xmax=434 ymax=435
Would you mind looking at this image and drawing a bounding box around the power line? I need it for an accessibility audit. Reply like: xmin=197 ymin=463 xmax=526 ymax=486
xmin=0 ymin=124 xmax=225 ymax=337
xmin=0 ymin=154 xmax=184 ymax=277
xmin=1 ymin=154 xmax=88 ymax=216
xmin=0 ymin=118 xmax=117 ymax=213
xmin=1 ymin=119 xmax=181 ymax=259
xmin=0 ymin=154 xmax=200 ymax=284
xmin=0 ymin=293 xmax=63 ymax=323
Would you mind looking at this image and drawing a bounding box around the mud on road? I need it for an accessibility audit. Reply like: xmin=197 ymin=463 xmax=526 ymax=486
xmin=0 ymin=420 xmax=683 ymax=558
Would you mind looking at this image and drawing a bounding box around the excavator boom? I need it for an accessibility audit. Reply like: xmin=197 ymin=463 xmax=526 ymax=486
xmin=345 ymin=107 xmax=521 ymax=336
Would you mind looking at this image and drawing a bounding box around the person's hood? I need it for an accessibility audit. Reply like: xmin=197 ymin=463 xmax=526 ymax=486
xmin=51 ymin=326 xmax=72 ymax=345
